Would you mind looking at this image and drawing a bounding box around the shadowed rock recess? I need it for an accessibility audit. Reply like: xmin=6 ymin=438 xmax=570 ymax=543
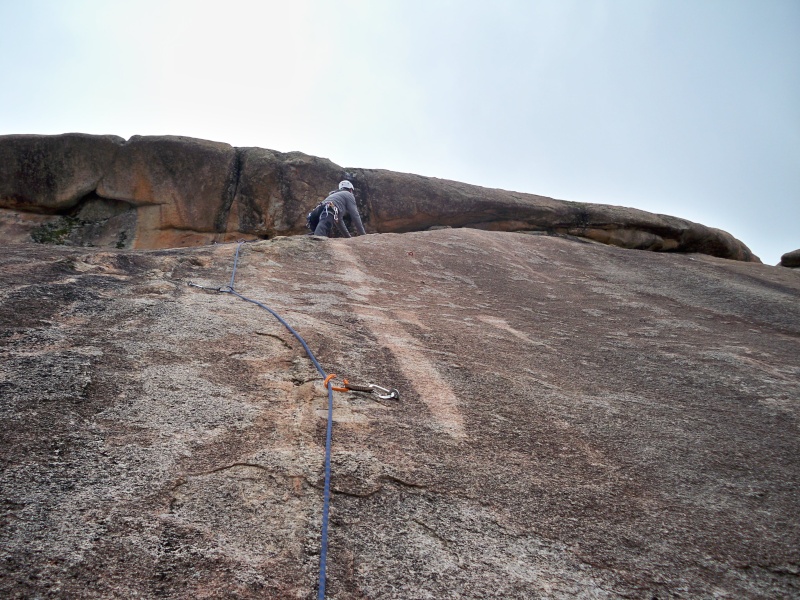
xmin=1 ymin=133 xmax=759 ymax=262
xmin=1 ymin=227 xmax=798 ymax=599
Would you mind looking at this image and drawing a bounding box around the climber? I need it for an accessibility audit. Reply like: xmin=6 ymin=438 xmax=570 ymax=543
xmin=307 ymin=180 xmax=366 ymax=238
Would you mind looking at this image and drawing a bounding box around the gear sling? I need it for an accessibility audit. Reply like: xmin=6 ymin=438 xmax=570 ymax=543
xmin=306 ymin=200 xmax=339 ymax=235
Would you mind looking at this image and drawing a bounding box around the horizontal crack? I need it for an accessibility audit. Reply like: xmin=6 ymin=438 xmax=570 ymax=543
xmin=254 ymin=331 xmax=293 ymax=349
xmin=186 ymin=462 xmax=271 ymax=477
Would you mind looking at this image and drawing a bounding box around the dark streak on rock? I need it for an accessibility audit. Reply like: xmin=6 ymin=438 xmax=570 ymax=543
xmin=215 ymin=148 xmax=243 ymax=233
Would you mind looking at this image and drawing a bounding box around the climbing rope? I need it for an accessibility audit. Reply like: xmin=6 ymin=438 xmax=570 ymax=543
xmin=190 ymin=241 xmax=333 ymax=598
xmin=188 ymin=241 xmax=396 ymax=599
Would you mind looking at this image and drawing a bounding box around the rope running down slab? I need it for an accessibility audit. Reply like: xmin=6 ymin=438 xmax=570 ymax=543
xmin=191 ymin=241 xmax=335 ymax=600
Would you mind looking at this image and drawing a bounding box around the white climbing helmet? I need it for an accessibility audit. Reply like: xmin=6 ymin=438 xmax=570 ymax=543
xmin=338 ymin=180 xmax=355 ymax=191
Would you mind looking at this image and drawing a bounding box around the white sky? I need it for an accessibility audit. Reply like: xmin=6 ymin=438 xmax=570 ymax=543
xmin=1 ymin=0 xmax=798 ymax=264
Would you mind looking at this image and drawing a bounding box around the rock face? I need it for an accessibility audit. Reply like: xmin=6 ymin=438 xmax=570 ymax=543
xmin=96 ymin=135 xmax=239 ymax=248
xmin=0 ymin=133 xmax=124 ymax=211
xmin=780 ymin=249 xmax=800 ymax=268
xmin=1 ymin=230 xmax=798 ymax=599
xmin=229 ymin=147 xmax=342 ymax=238
xmin=0 ymin=133 xmax=759 ymax=262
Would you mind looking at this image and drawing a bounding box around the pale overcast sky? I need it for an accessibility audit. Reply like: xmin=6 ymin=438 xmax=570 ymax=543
xmin=1 ymin=0 xmax=798 ymax=264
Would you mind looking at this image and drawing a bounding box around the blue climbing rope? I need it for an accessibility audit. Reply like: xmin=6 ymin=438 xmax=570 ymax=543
xmin=200 ymin=241 xmax=334 ymax=599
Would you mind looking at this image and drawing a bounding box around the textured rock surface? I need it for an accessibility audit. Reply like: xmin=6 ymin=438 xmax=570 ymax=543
xmin=1 ymin=230 xmax=797 ymax=599
xmin=346 ymin=170 xmax=758 ymax=261
xmin=0 ymin=133 xmax=124 ymax=212
xmin=780 ymin=249 xmax=800 ymax=268
xmin=96 ymin=135 xmax=239 ymax=248
xmin=229 ymin=148 xmax=342 ymax=238
xmin=0 ymin=133 xmax=758 ymax=262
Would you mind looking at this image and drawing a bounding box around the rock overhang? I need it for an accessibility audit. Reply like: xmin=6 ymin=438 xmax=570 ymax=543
xmin=0 ymin=133 xmax=759 ymax=264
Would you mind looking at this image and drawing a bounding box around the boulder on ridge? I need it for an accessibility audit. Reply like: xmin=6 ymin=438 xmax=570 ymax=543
xmin=347 ymin=169 xmax=759 ymax=262
xmin=347 ymin=168 xmax=574 ymax=233
xmin=0 ymin=133 xmax=124 ymax=212
xmin=780 ymin=249 xmax=800 ymax=268
xmin=96 ymin=135 xmax=239 ymax=247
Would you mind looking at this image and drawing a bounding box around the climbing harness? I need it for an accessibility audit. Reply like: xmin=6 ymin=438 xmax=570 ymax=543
xmin=188 ymin=241 xmax=397 ymax=599
xmin=306 ymin=200 xmax=340 ymax=233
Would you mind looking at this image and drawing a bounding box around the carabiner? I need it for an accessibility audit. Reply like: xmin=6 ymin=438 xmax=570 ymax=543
xmin=325 ymin=377 xmax=400 ymax=400
xmin=369 ymin=384 xmax=400 ymax=401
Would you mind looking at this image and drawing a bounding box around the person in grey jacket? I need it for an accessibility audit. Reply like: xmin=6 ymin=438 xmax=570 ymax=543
xmin=311 ymin=180 xmax=366 ymax=238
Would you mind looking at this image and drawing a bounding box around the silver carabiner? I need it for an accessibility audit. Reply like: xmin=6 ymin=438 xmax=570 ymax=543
xmin=369 ymin=384 xmax=400 ymax=401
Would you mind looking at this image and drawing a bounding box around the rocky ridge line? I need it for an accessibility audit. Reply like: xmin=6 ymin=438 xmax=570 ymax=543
xmin=0 ymin=133 xmax=758 ymax=261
